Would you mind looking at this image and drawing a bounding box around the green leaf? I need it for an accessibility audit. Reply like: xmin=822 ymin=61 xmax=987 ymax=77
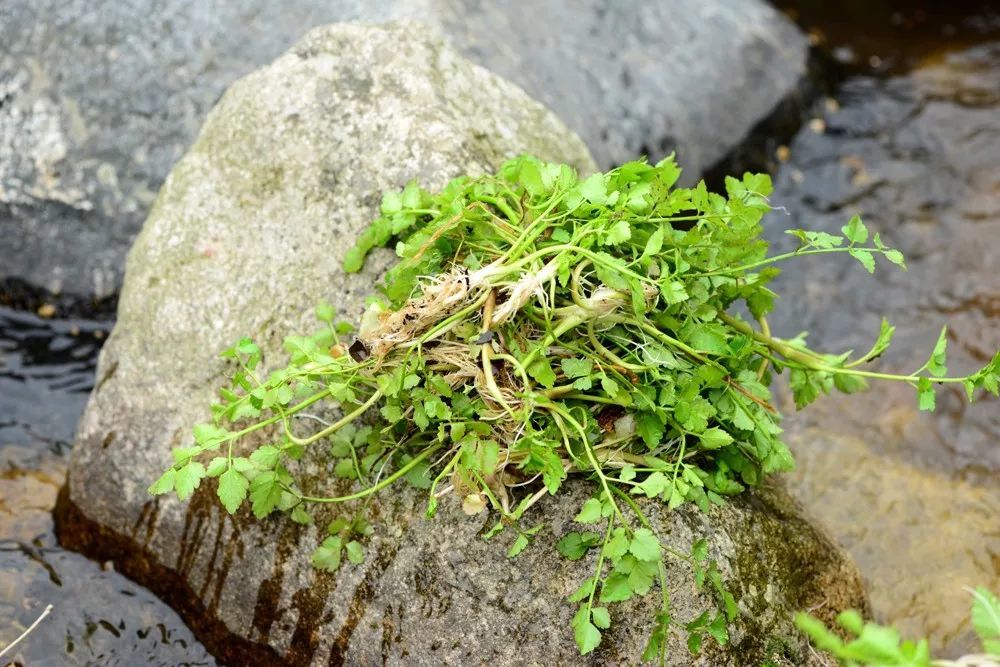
xmin=636 ymin=412 xmax=665 ymax=448
xmin=629 ymin=528 xmax=662 ymax=562
xmin=528 ymin=358 xmax=557 ymax=389
xmin=699 ymin=427 xmax=734 ymax=450
xmin=603 ymin=527 xmax=630 ymax=559
xmin=345 ymin=540 xmax=365 ymax=564
xmin=883 ymin=248 xmax=907 ymax=270
xmin=707 ymin=614 xmax=729 ymax=646
xmin=833 ymin=373 xmax=868 ymax=394
xmin=575 ymin=498 xmax=604 ymax=524
xmin=592 ymin=607 xmax=611 ymax=630
xmin=315 ymin=301 xmax=335 ymax=324
xmin=217 ymin=468 xmax=249 ymax=514
xmin=661 ymin=280 xmax=689 ymax=305
xmin=290 ymin=506 xmax=313 ymax=525
xmin=970 ymin=586 xmax=1000 ymax=654
xmin=842 ymin=215 xmax=869 ymax=244
xmin=642 ymin=227 xmax=665 ymax=259
xmin=507 ymin=534 xmax=529 ymax=558
xmin=687 ymin=631 xmax=703 ymax=655
xmin=249 ymin=445 xmax=281 ymax=470
xmin=572 ymin=607 xmax=602 ymax=655
xmin=148 ymin=469 xmax=176 ymax=495
xmin=174 ymin=461 xmax=206 ymax=501
xmin=560 ymin=358 xmax=593 ymax=379
xmin=193 ymin=423 xmax=230 ymax=450
xmin=599 ymin=572 xmax=634 ymax=603
xmin=633 ymin=471 xmax=669 ymax=498
xmin=205 ymin=457 xmax=228 ymax=478
xmin=312 ymin=536 xmax=343 ymax=572
xmin=927 ymin=327 xmax=948 ymax=377
xmin=601 ymin=376 xmax=620 ymax=399
xmin=848 ymin=248 xmax=875 ymax=274
xmin=249 ymin=471 xmax=283 ymax=518
xmin=579 ymin=173 xmax=607 ymax=205
xmin=870 ymin=318 xmax=896 ymax=360
xmin=557 ymin=532 xmax=601 ymax=560
xmin=604 ymin=219 xmax=631 ymax=245
xmin=787 ymin=229 xmax=843 ymax=249
xmin=917 ymin=377 xmax=936 ymax=412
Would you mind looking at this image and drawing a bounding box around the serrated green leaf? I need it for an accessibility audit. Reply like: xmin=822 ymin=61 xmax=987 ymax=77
xmin=918 ymin=377 xmax=936 ymax=412
xmin=591 ymin=606 xmax=611 ymax=630
xmin=174 ymin=461 xmax=206 ymax=501
xmin=560 ymin=358 xmax=593 ymax=379
xmin=605 ymin=219 xmax=631 ymax=245
xmin=250 ymin=445 xmax=281 ymax=470
xmin=699 ymin=427 xmax=734 ymax=450
xmin=575 ymin=498 xmax=604 ymax=524
xmin=345 ymin=540 xmax=365 ymax=564
xmin=883 ymin=248 xmax=907 ymax=270
xmin=507 ymin=534 xmax=529 ymax=558
xmin=842 ymin=215 xmax=868 ymax=244
xmin=217 ymin=468 xmax=249 ymax=514
xmin=927 ymin=327 xmax=948 ymax=377
xmin=629 ymin=528 xmax=662 ymax=562
xmin=528 ymin=357 xmax=557 ymax=389
xmin=849 ymin=248 xmax=875 ymax=274
xmin=572 ymin=607 xmax=602 ymax=654
xmin=557 ymin=532 xmax=600 ymax=560
xmin=249 ymin=471 xmax=283 ymax=518
xmin=600 ymin=572 xmax=634 ymax=603
xmin=148 ymin=469 xmax=176 ymax=495
xmin=312 ymin=536 xmax=342 ymax=572
xmin=970 ymin=586 xmax=1000 ymax=654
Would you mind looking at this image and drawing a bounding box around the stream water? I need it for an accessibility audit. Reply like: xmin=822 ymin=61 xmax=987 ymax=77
xmin=0 ymin=4 xmax=998 ymax=663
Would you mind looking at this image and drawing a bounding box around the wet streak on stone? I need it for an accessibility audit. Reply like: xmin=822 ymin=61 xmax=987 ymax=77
xmin=251 ymin=518 xmax=303 ymax=645
xmin=54 ymin=483 xmax=281 ymax=665
xmin=131 ymin=499 xmax=160 ymax=549
xmin=380 ymin=603 xmax=394 ymax=665
xmin=327 ymin=541 xmax=399 ymax=666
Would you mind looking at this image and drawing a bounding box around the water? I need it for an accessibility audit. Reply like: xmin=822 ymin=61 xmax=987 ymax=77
xmin=0 ymin=306 xmax=216 ymax=664
xmin=760 ymin=37 xmax=1000 ymax=659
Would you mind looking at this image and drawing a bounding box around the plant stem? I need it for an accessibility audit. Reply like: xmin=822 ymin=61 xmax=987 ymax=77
xmin=720 ymin=312 xmax=969 ymax=384
xmin=286 ymin=390 xmax=383 ymax=446
xmin=297 ymin=444 xmax=440 ymax=504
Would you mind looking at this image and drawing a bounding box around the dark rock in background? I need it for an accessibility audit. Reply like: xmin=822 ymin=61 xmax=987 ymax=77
xmin=0 ymin=0 xmax=806 ymax=300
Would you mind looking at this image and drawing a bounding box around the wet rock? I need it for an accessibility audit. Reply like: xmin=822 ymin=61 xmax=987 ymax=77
xmin=57 ymin=23 xmax=859 ymax=665
xmin=764 ymin=42 xmax=1000 ymax=655
xmin=0 ymin=0 xmax=806 ymax=299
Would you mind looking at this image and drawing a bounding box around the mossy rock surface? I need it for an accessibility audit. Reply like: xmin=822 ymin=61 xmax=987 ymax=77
xmin=58 ymin=22 xmax=862 ymax=665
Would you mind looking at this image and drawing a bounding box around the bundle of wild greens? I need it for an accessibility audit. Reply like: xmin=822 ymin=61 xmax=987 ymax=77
xmin=150 ymin=155 xmax=1000 ymax=660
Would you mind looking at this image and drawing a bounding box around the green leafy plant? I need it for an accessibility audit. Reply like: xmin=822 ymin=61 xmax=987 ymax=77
xmin=795 ymin=586 xmax=1000 ymax=666
xmin=149 ymin=154 xmax=1000 ymax=661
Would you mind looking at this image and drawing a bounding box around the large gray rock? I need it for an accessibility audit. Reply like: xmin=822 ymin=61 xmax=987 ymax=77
xmin=0 ymin=0 xmax=806 ymax=299
xmin=57 ymin=23 xmax=859 ymax=665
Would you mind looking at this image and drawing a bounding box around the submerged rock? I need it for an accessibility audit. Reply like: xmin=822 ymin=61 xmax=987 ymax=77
xmin=0 ymin=0 xmax=806 ymax=300
xmin=764 ymin=42 xmax=1000 ymax=655
xmin=58 ymin=23 xmax=860 ymax=664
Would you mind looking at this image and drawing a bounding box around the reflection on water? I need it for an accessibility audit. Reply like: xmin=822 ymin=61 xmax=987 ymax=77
xmin=0 ymin=307 xmax=215 ymax=663
xmin=766 ymin=42 xmax=1000 ymax=656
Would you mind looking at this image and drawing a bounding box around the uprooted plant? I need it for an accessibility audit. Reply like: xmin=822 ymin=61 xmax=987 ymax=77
xmin=149 ymin=154 xmax=1000 ymax=661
